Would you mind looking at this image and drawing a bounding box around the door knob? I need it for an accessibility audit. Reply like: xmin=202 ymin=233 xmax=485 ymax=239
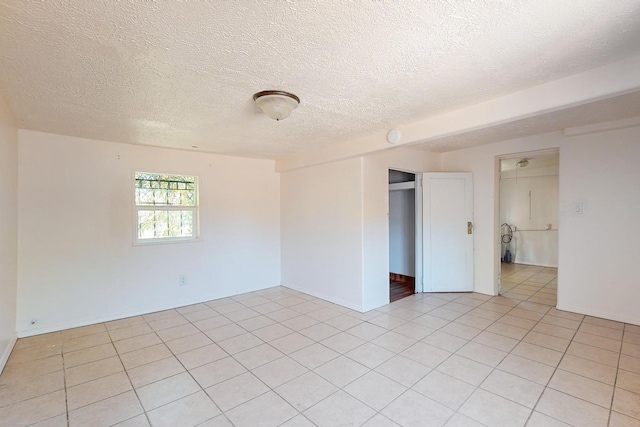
xmin=467 ymin=222 xmax=473 ymax=234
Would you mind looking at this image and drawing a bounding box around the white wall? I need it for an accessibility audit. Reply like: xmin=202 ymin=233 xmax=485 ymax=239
xmin=17 ymin=131 xmax=281 ymax=336
xmin=0 ymin=95 xmax=18 ymax=370
xmin=280 ymin=157 xmax=364 ymax=310
xmin=362 ymin=147 xmax=440 ymax=311
xmin=500 ymin=165 xmax=559 ymax=267
xmin=442 ymin=127 xmax=640 ymax=326
xmin=557 ymin=127 xmax=640 ymax=325
xmin=389 ymin=188 xmax=415 ymax=276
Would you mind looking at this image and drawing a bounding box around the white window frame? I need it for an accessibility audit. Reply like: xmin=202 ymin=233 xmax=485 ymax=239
xmin=133 ymin=171 xmax=200 ymax=245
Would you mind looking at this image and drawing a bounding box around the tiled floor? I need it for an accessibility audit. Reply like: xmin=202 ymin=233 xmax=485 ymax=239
xmin=2 ymin=277 xmax=640 ymax=426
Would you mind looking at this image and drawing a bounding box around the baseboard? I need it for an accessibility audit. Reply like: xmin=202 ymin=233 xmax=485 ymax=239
xmin=282 ymin=283 xmax=363 ymax=312
xmin=17 ymin=284 xmax=280 ymax=338
xmin=0 ymin=337 xmax=17 ymax=374
xmin=556 ymin=303 xmax=640 ymax=327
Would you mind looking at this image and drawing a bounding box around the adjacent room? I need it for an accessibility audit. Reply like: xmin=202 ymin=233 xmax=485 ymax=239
xmin=1 ymin=2 xmax=640 ymax=426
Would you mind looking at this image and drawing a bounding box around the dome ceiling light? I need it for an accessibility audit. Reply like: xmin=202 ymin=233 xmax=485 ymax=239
xmin=516 ymin=159 xmax=529 ymax=168
xmin=253 ymin=90 xmax=300 ymax=121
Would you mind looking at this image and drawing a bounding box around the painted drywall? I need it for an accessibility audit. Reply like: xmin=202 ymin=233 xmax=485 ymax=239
xmin=500 ymin=167 xmax=559 ymax=267
xmin=362 ymin=147 xmax=440 ymax=311
xmin=441 ymin=127 xmax=640 ymax=326
xmin=17 ymin=131 xmax=281 ymax=337
xmin=0 ymin=95 xmax=18 ymax=370
xmin=557 ymin=127 xmax=640 ymax=325
xmin=280 ymin=157 xmax=364 ymax=310
xmin=389 ymin=188 xmax=415 ymax=276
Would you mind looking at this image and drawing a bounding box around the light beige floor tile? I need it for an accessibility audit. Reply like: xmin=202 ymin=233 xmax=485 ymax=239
xmin=609 ymin=411 xmax=640 ymax=427
xmin=234 ymin=343 xmax=284 ymax=370
xmin=252 ymin=356 xmax=308 ymax=388
xmin=226 ymin=391 xmax=297 ymax=427
xmin=0 ymin=390 xmax=66 ymax=427
xmin=320 ymin=331 xmax=365 ymax=354
xmin=473 ymin=330 xmax=519 ymax=352
xmin=235 ymin=315 xmax=276 ymax=331
xmin=401 ymin=341 xmax=451 ymax=368
xmin=127 ymin=356 xmax=185 ymax=388
xmin=346 ymin=322 xmax=388 ymax=341
xmin=558 ymin=354 xmax=617 ymax=385
xmin=224 ymin=307 xmax=260 ymax=323
xmin=381 ymin=389 xmax=453 ymax=427
xmin=148 ymin=315 xmax=189 ymax=332
xmin=371 ymin=331 xmax=417 ymax=353
xmin=523 ymin=331 xmax=570 ymax=352
xmin=182 ymin=308 xmax=220 ymax=323
xmin=113 ymin=333 xmax=162 ymax=354
xmin=374 ymin=355 xmax=431 ymax=387
xmin=165 ymin=332 xmax=212 ymax=354
xmin=526 ymin=411 xmax=572 ymax=426
xmin=305 ymin=390 xmax=377 ymax=427
xmin=311 ymin=356 xmax=368 ymax=389
xmin=176 ymin=343 xmax=228 ymax=370
xmin=63 ymin=343 xmax=117 ymax=368
xmin=203 ymin=323 xmax=246 ymax=342
xmin=69 ymin=390 xmax=143 ymax=427
xmin=566 ymin=341 xmax=619 ymax=367
xmin=412 ymin=370 xmax=475 ymax=410
xmin=613 ymin=388 xmax=640 ymax=420
xmin=269 ymin=331 xmax=315 ymax=354
xmin=29 ymin=414 xmax=69 ymax=427
xmin=392 ymin=322 xmax=434 ymax=340
xmin=486 ymin=322 xmax=529 ymax=340
xmin=265 ymin=307 xmax=301 ymax=322
xmin=579 ymin=322 xmax=624 ymax=339
xmin=0 ymin=370 xmax=63 ymax=407
xmin=480 ymin=369 xmax=544 ymax=408
xmin=460 ymin=389 xmax=531 ymax=427
xmin=573 ymin=331 xmax=622 ymax=352
xmin=136 ymin=372 xmax=200 ymax=411
xmin=290 ymin=343 xmax=340 ymax=369
xmin=251 ymin=323 xmax=294 ymax=342
xmin=143 ymin=309 xmax=180 ymax=323
xmin=105 ymin=316 xmax=146 ymax=331
xmin=205 ymin=372 xmax=269 ymax=412
xmin=346 ymin=342 xmax=395 ymax=369
xmin=108 ymin=323 xmax=154 ymax=342
xmin=456 ymin=341 xmax=507 ymax=368
xmin=146 ymin=391 xmax=220 ymax=427
xmin=7 ymin=343 xmax=61 ymax=366
xmin=67 ymin=371 xmax=132 ymax=411
xmin=277 ymin=371 xmax=338 ymax=411
xmin=298 ymin=323 xmax=341 ymax=341
xmin=620 ymin=354 xmax=640 ymax=375
xmin=190 ymin=355 xmax=247 ymax=388
xmin=624 ymin=332 xmax=640 ymax=345
xmin=436 ymin=354 xmax=493 ymax=387
xmin=13 ymin=333 xmax=61 ymax=351
xmin=176 ymin=303 xmax=210 ymax=315
xmin=536 ymin=388 xmax=610 ymax=427
xmin=0 ymin=355 xmax=62 ymax=383
xmin=61 ymin=324 xmax=107 ymax=342
xmin=216 ymin=332 xmax=264 ymax=354
xmin=197 ymin=414 xmax=234 ymax=427
xmin=343 ymin=371 xmax=406 ymax=411
xmin=548 ymin=369 xmax=614 ymax=409
xmin=63 ymin=331 xmax=111 ymax=353
xmin=361 ymin=413 xmax=401 ymax=426
xmin=508 ymin=307 xmax=545 ymax=322
xmin=422 ymin=331 xmax=468 ymax=352
xmin=533 ymin=322 xmax=576 ymax=340
xmin=193 ymin=315 xmax=232 ymax=332
xmin=512 ymin=341 xmax=564 ymax=367
xmin=119 ymin=343 xmax=172 ymax=370
xmin=540 ymin=314 xmax=581 ymax=330
xmin=618 ymin=370 xmax=640 ymax=395
xmin=154 ymin=323 xmax=200 ymax=342
xmin=623 ymin=342 xmax=640 ymax=358
xmin=323 ymin=314 xmax=364 ymax=331
xmin=65 ymin=355 xmax=124 ymax=387
xmin=412 ymin=313 xmax=452 ymax=329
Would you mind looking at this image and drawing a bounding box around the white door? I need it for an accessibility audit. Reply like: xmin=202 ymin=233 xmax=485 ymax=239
xmin=422 ymin=173 xmax=473 ymax=292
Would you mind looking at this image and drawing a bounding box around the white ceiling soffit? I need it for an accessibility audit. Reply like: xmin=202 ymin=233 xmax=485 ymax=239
xmin=409 ymin=90 xmax=640 ymax=153
xmin=1 ymin=1 xmax=640 ymax=159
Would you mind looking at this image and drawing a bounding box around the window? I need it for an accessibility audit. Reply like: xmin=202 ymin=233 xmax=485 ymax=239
xmin=134 ymin=172 xmax=199 ymax=243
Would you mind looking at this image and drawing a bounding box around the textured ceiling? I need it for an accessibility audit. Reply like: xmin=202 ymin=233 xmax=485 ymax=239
xmin=1 ymin=1 xmax=639 ymax=159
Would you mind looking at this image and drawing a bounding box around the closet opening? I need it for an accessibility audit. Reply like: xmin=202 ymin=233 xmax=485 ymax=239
xmin=388 ymin=169 xmax=418 ymax=302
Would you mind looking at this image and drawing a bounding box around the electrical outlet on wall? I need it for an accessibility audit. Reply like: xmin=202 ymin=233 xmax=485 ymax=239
xmin=179 ymin=275 xmax=187 ymax=286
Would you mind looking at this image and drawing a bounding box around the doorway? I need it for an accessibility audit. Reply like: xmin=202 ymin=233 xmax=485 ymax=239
xmin=388 ymin=170 xmax=417 ymax=302
xmin=498 ymin=152 xmax=559 ymax=306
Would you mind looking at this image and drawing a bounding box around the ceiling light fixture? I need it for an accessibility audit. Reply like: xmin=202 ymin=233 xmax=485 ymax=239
xmin=516 ymin=159 xmax=529 ymax=168
xmin=253 ymin=90 xmax=300 ymax=121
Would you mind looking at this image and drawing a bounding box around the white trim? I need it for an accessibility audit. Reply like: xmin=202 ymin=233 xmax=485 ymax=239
xmin=389 ymin=181 xmax=415 ymax=191
xmin=0 ymin=338 xmax=17 ymax=374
